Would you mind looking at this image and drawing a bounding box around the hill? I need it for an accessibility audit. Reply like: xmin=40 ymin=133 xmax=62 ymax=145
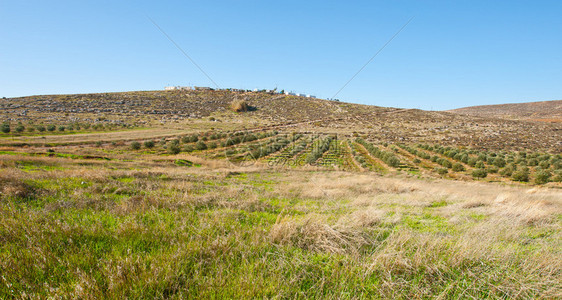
xmin=448 ymin=100 xmax=562 ymax=123
xmin=1 ymin=90 xmax=561 ymax=298
xmin=1 ymin=90 xmax=561 ymax=151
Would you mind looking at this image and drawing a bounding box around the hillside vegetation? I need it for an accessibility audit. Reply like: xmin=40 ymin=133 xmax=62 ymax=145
xmin=449 ymin=100 xmax=562 ymax=123
xmin=0 ymin=90 xmax=561 ymax=298
xmin=2 ymin=90 xmax=561 ymax=152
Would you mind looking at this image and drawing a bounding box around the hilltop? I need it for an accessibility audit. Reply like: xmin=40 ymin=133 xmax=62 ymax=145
xmin=448 ymin=100 xmax=562 ymax=123
xmin=1 ymin=90 xmax=561 ymax=151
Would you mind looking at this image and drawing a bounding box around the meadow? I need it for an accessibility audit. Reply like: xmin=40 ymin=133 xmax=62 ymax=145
xmin=0 ymin=129 xmax=560 ymax=298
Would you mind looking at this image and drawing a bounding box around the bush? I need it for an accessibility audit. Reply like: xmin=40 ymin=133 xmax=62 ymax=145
xmin=472 ymin=169 xmax=487 ymax=178
xmin=15 ymin=125 xmax=25 ymax=133
xmin=1 ymin=123 xmax=10 ymax=133
xmin=231 ymin=99 xmax=249 ymax=112
xmin=475 ymin=161 xmax=485 ymax=169
xmin=188 ymin=135 xmax=199 ymax=143
xmin=493 ymin=157 xmax=506 ymax=168
xmin=527 ymin=159 xmax=538 ymax=166
xmin=386 ymin=156 xmax=400 ymax=168
xmin=436 ymin=168 xmax=448 ymax=175
xmin=538 ymin=161 xmax=550 ymax=169
xmin=130 ymin=141 xmax=141 ymax=150
xmin=167 ymin=144 xmax=181 ymax=154
xmin=452 ymin=163 xmax=465 ymax=172
xmin=47 ymin=125 xmax=56 ymax=132
xmin=499 ymin=166 xmax=514 ymax=177
xmin=184 ymin=145 xmax=194 ymax=152
xmin=195 ymin=141 xmax=207 ymax=151
xmin=144 ymin=140 xmax=155 ymax=149
xmin=413 ymin=158 xmax=421 ymax=164
xmin=58 ymin=126 xmax=65 ymax=132
xmin=512 ymin=171 xmax=529 ymax=182
xmin=36 ymin=125 xmax=46 ymax=132
xmin=534 ymin=171 xmax=551 ymax=184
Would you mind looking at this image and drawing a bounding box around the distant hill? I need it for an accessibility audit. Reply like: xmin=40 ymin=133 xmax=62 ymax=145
xmin=1 ymin=90 xmax=561 ymax=151
xmin=448 ymin=100 xmax=562 ymax=123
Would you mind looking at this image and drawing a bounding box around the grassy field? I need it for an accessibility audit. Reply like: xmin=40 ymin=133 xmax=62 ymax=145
xmin=1 ymin=139 xmax=561 ymax=298
xmin=1 ymin=91 xmax=561 ymax=298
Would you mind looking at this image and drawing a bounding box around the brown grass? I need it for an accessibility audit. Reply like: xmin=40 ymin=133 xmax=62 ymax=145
xmin=0 ymin=150 xmax=561 ymax=298
xmin=230 ymin=99 xmax=249 ymax=112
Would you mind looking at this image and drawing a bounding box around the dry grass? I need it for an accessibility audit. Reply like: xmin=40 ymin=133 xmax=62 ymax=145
xmin=0 ymin=149 xmax=561 ymax=298
xmin=230 ymin=99 xmax=249 ymax=112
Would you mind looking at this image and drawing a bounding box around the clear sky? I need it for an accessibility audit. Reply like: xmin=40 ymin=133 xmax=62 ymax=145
xmin=1 ymin=1 xmax=561 ymax=110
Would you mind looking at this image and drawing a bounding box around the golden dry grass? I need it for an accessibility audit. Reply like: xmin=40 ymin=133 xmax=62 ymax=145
xmin=0 ymin=150 xmax=560 ymax=298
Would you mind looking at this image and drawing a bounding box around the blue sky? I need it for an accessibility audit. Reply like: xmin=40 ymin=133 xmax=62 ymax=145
xmin=1 ymin=1 xmax=561 ymax=110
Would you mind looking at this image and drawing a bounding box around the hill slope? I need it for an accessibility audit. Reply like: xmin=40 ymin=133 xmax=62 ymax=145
xmin=1 ymin=90 xmax=561 ymax=151
xmin=448 ymin=100 xmax=562 ymax=123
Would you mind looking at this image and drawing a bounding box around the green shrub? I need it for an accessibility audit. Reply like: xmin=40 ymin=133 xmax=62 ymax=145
xmin=538 ymin=161 xmax=550 ymax=169
xmin=452 ymin=163 xmax=465 ymax=172
xmin=189 ymin=135 xmax=199 ymax=143
xmin=144 ymin=140 xmax=155 ymax=149
xmin=413 ymin=158 xmax=421 ymax=164
xmin=512 ymin=171 xmax=529 ymax=182
xmin=493 ymin=157 xmax=506 ymax=168
xmin=534 ymin=171 xmax=551 ymax=184
xmin=184 ymin=145 xmax=194 ymax=152
xmin=527 ymin=159 xmax=538 ymax=166
xmin=15 ymin=125 xmax=25 ymax=133
xmin=58 ymin=126 xmax=65 ymax=132
xmin=499 ymin=166 xmax=513 ymax=177
xmin=472 ymin=169 xmax=487 ymax=178
xmin=436 ymin=168 xmax=448 ymax=175
xmin=36 ymin=125 xmax=46 ymax=132
xmin=195 ymin=141 xmax=208 ymax=151
xmin=386 ymin=156 xmax=400 ymax=167
xmin=130 ymin=142 xmax=141 ymax=150
xmin=1 ymin=123 xmax=10 ymax=133
xmin=167 ymin=144 xmax=181 ymax=154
